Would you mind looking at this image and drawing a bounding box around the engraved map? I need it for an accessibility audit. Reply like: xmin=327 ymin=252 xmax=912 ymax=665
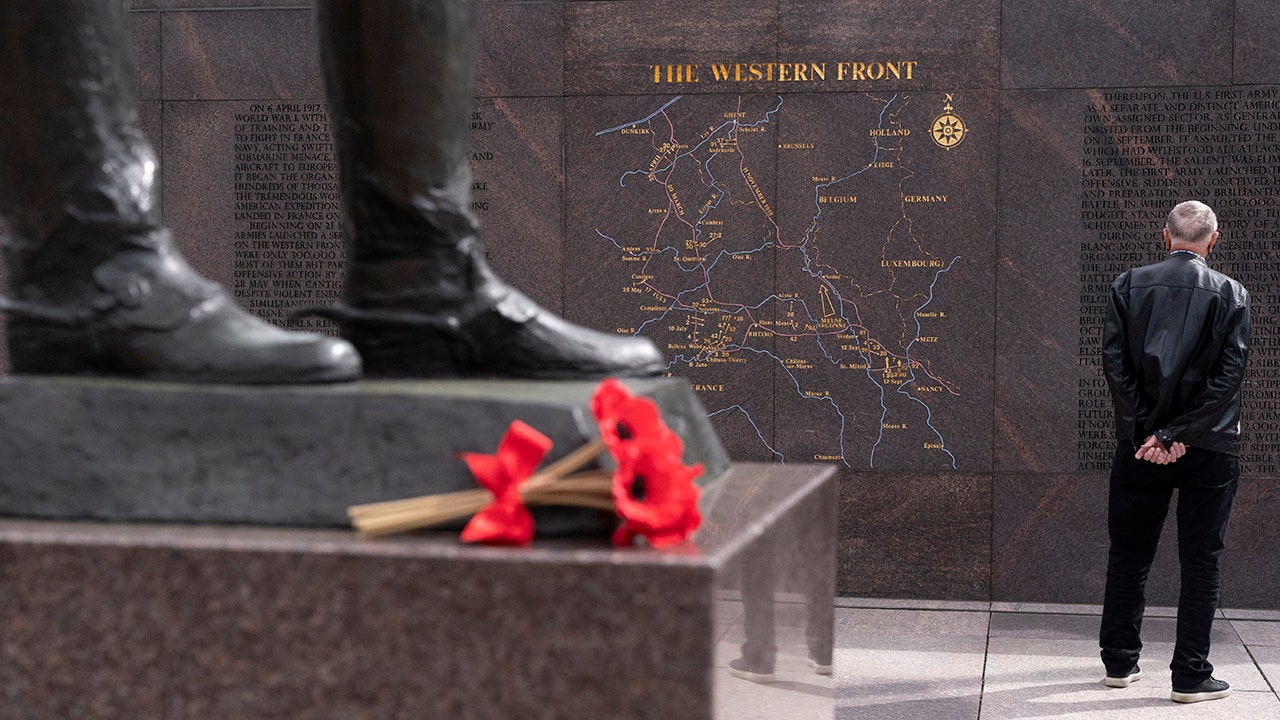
xmin=566 ymin=92 xmax=996 ymax=470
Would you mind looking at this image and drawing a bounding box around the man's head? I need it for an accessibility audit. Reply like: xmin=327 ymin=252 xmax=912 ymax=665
xmin=1164 ymin=200 xmax=1219 ymax=255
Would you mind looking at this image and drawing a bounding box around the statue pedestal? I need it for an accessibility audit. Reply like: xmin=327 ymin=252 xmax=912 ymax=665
xmin=0 ymin=464 xmax=835 ymax=720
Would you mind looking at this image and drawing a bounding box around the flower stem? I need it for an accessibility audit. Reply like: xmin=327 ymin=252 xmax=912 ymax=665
xmin=347 ymin=440 xmax=615 ymax=539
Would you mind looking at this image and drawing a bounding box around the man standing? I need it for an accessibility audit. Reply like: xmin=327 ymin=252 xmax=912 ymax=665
xmin=1099 ymin=200 xmax=1250 ymax=704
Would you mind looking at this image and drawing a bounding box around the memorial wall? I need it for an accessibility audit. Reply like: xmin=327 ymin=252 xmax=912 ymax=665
xmin=6 ymin=0 xmax=1278 ymax=606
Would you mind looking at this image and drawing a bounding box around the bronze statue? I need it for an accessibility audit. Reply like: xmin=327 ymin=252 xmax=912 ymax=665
xmin=0 ymin=1 xmax=360 ymax=383
xmin=0 ymin=0 xmax=664 ymax=382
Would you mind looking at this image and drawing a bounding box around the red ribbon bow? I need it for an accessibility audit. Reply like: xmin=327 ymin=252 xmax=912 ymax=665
xmin=459 ymin=420 xmax=553 ymax=546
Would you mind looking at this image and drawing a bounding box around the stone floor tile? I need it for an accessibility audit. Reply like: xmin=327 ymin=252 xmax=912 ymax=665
xmin=1224 ymin=608 xmax=1280 ymax=622
xmin=836 ymin=645 xmax=984 ymax=720
xmin=989 ymin=612 xmax=1099 ymax=640
xmin=990 ymin=602 xmax=1102 ymax=616
xmin=836 ymin=607 xmax=991 ymax=644
xmin=1230 ymin=620 xmax=1280 ymax=647
xmin=836 ymin=597 xmax=991 ymax=612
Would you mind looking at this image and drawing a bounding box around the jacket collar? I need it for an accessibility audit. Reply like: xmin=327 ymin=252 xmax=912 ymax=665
xmin=1168 ymin=249 xmax=1207 ymax=265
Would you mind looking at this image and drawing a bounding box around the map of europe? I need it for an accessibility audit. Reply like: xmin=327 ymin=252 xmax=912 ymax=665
xmin=565 ymin=92 xmax=995 ymax=471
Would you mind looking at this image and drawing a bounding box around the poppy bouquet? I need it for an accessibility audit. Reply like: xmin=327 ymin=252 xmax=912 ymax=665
xmin=348 ymin=379 xmax=704 ymax=548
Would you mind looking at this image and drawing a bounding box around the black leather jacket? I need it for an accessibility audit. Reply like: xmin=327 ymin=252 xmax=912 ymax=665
xmin=1102 ymin=251 xmax=1251 ymax=456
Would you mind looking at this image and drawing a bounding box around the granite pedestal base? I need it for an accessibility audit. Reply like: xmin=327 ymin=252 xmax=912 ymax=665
xmin=0 ymin=376 xmax=728 ymax=528
xmin=0 ymin=463 xmax=835 ymax=720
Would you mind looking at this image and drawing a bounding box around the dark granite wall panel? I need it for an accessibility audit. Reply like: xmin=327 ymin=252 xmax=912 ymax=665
xmin=161 ymin=9 xmax=322 ymax=100
xmin=130 ymin=10 xmax=162 ymax=100
xmin=779 ymin=0 xmax=1001 ymax=91
xmin=1001 ymin=1 xmax=1235 ymax=89
xmin=838 ymin=471 xmax=992 ymax=599
xmin=1235 ymin=0 xmax=1280 ymax=85
xmin=994 ymin=90 xmax=1084 ymax=475
xmin=564 ymin=0 xmax=780 ymax=96
xmin=477 ymin=2 xmax=564 ymax=98
xmin=1221 ymin=478 xmax=1280 ymax=608
xmin=471 ymin=96 xmax=566 ymax=312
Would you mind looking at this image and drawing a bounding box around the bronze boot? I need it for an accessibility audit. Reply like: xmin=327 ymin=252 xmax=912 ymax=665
xmin=0 ymin=1 xmax=360 ymax=383
xmin=313 ymin=0 xmax=664 ymax=378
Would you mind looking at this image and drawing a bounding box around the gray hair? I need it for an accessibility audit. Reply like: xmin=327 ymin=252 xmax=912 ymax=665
xmin=1166 ymin=200 xmax=1218 ymax=245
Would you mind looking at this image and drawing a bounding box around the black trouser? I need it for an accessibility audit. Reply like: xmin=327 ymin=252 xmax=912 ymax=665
xmin=1099 ymin=441 xmax=1238 ymax=688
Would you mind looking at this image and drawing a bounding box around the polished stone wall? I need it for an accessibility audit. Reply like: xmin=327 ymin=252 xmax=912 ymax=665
xmin=5 ymin=1 xmax=1279 ymax=607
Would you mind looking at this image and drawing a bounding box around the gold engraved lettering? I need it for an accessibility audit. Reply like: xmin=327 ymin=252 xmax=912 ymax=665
xmin=650 ymin=64 xmax=701 ymax=84
xmin=840 ymin=60 xmax=916 ymax=81
xmin=701 ymin=60 xmax=915 ymax=83
xmin=741 ymin=166 xmax=773 ymax=217
xmin=880 ymin=258 xmax=945 ymax=268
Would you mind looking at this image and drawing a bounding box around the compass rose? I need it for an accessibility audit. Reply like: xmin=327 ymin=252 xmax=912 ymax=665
xmin=931 ymin=94 xmax=967 ymax=150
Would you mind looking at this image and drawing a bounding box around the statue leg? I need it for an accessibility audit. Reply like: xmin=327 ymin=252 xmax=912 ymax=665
xmin=314 ymin=0 xmax=664 ymax=378
xmin=0 ymin=1 xmax=360 ymax=383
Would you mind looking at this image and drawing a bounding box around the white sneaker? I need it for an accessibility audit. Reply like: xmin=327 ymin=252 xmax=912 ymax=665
xmin=1171 ymin=677 xmax=1231 ymax=703
xmin=1103 ymin=666 xmax=1142 ymax=688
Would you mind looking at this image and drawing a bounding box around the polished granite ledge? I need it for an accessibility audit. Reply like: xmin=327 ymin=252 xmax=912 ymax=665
xmin=0 ymin=463 xmax=836 ymax=720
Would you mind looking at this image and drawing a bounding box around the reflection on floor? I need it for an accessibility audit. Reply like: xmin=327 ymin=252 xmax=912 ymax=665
xmin=715 ymin=593 xmax=835 ymax=720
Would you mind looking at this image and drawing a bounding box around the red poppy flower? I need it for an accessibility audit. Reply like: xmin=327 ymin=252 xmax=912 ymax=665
xmin=610 ymin=445 xmax=703 ymax=548
xmin=459 ymin=420 xmax=553 ymax=546
xmin=591 ymin=379 xmax=703 ymax=547
xmin=590 ymin=378 xmax=684 ymax=460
